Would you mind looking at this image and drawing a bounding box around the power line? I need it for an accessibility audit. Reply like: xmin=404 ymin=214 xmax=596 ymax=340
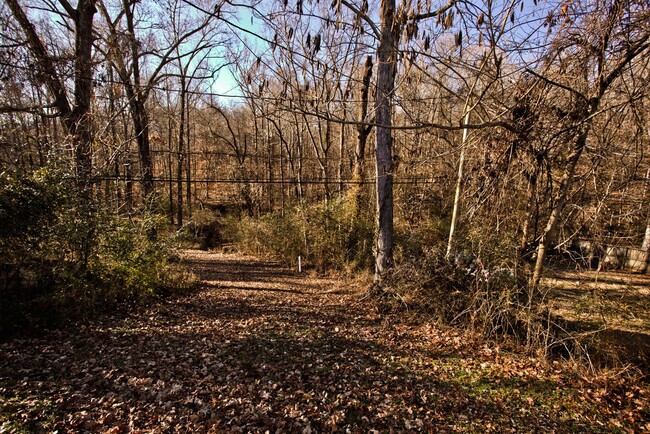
xmin=86 ymin=175 xmax=447 ymax=185
xmin=112 ymin=147 xmax=455 ymax=164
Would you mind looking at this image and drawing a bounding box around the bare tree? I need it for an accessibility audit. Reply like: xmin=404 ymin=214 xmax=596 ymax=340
xmin=5 ymin=0 xmax=97 ymax=192
xmin=97 ymin=0 xmax=216 ymax=197
xmin=529 ymin=0 xmax=650 ymax=290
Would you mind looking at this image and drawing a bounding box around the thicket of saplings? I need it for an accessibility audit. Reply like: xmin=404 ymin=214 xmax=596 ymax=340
xmin=0 ymin=168 xmax=195 ymax=340
xmin=219 ymin=185 xmax=559 ymax=356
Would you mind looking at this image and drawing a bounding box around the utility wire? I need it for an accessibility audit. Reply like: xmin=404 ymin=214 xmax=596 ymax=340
xmin=85 ymin=175 xmax=448 ymax=185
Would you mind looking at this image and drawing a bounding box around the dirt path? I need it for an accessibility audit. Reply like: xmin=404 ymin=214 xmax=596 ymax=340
xmin=0 ymin=250 xmax=648 ymax=432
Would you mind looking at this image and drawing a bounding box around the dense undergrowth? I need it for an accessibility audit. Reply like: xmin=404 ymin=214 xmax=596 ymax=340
xmin=222 ymin=194 xmax=376 ymax=273
xmin=222 ymin=194 xmax=531 ymax=334
xmin=0 ymin=169 xmax=195 ymax=340
xmin=218 ymin=194 xmax=638 ymax=370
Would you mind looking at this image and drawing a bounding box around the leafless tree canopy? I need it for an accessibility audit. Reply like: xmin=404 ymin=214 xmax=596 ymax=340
xmin=1 ymin=0 xmax=649 ymax=282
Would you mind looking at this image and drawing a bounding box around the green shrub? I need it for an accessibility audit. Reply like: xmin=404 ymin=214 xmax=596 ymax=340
xmin=224 ymin=195 xmax=374 ymax=272
xmin=178 ymin=208 xmax=225 ymax=249
xmin=0 ymin=169 xmax=63 ymax=264
xmin=0 ymin=170 xmax=195 ymax=339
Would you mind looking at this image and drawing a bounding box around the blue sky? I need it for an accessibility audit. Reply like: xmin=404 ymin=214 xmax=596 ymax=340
xmin=210 ymin=4 xmax=264 ymax=104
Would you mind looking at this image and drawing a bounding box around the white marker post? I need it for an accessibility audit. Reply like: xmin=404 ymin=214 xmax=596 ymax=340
xmin=298 ymin=256 xmax=302 ymax=273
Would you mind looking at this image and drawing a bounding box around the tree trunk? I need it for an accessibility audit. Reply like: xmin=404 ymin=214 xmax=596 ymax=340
xmin=293 ymin=124 xmax=304 ymax=202
xmin=167 ymin=91 xmax=174 ymax=225
xmin=129 ymin=99 xmax=154 ymax=198
xmin=70 ymin=0 xmax=97 ymax=194
xmin=108 ymin=64 xmax=120 ymax=210
xmin=122 ymin=0 xmax=153 ymax=198
xmin=347 ymin=54 xmax=373 ymax=257
xmin=530 ymin=127 xmax=590 ymax=292
xmin=323 ymin=119 xmax=331 ymax=200
xmin=353 ymin=56 xmax=373 ymax=186
xmin=267 ymin=117 xmax=274 ymax=211
xmin=185 ymin=104 xmax=192 ymax=219
xmin=446 ymin=108 xmax=471 ymax=259
xmin=374 ymin=0 xmax=398 ymax=284
xmin=338 ymin=121 xmax=345 ymax=195
xmin=177 ymin=84 xmax=186 ymax=228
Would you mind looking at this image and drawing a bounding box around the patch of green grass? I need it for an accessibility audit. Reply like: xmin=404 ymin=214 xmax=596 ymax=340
xmin=0 ymin=393 xmax=57 ymax=433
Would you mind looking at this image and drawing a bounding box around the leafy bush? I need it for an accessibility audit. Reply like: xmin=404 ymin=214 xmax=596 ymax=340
xmin=177 ymin=208 xmax=225 ymax=249
xmin=0 ymin=170 xmax=195 ymax=339
xmin=224 ymin=195 xmax=375 ymax=272
xmin=0 ymin=169 xmax=63 ymax=264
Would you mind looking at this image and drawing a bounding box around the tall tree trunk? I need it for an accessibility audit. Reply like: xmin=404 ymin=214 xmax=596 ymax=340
xmin=323 ymin=119 xmax=331 ymax=200
xmin=347 ymin=54 xmax=373 ymax=258
xmin=177 ymin=84 xmax=186 ymax=228
xmin=267 ymin=117 xmax=274 ymax=211
xmin=122 ymin=0 xmax=153 ymax=198
xmin=530 ymin=126 xmax=590 ymax=292
xmin=108 ymin=63 xmax=120 ymax=209
xmin=446 ymin=108 xmax=471 ymax=259
xmin=291 ymin=124 xmax=304 ymax=202
xmin=129 ymin=99 xmax=154 ymax=198
xmin=71 ymin=0 xmax=95 ymax=192
xmin=374 ymin=0 xmax=398 ymax=284
xmin=185 ymin=104 xmax=192 ymax=220
xmin=338 ymin=121 xmax=345 ymax=195
xmin=353 ymin=56 xmax=373 ymax=186
xmin=167 ymin=92 xmax=174 ymax=225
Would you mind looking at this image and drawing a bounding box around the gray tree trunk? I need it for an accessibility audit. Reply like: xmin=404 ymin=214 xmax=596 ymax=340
xmin=177 ymin=81 xmax=186 ymax=228
xmin=373 ymin=0 xmax=398 ymax=284
xmin=351 ymin=55 xmax=373 ymax=206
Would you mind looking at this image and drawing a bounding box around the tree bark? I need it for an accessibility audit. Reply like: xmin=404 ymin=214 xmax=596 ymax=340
xmin=185 ymin=103 xmax=192 ymax=219
xmin=530 ymin=125 xmax=590 ymax=291
xmin=176 ymin=81 xmax=186 ymax=228
xmin=166 ymin=90 xmax=174 ymax=225
xmin=353 ymin=56 xmax=373 ymax=186
xmin=374 ymin=0 xmax=398 ymax=284
xmin=69 ymin=0 xmax=96 ymax=193
xmin=348 ymin=54 xmax=373 ymax=223
xmin=338 ymin=121 xmax=345 ymax=195
xmin=129 ymin=99 xmax=154 ymax=197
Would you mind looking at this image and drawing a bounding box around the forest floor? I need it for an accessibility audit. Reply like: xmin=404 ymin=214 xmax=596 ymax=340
xmin=546 ymin=268 xmax=650 ymax=334
xmin=546 ymin=268 xmax=650 ymax=368
xmin=1 ymin=250 xmax=649 ymax=433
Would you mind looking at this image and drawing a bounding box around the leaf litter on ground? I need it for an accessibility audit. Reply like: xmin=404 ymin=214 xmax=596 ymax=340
xmin=1 ymin=249 xmax=648 ymax=433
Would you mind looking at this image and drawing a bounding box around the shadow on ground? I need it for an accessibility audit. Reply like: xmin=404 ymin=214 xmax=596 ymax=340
xmin=0 ymin=251 xmax=645 ymax=432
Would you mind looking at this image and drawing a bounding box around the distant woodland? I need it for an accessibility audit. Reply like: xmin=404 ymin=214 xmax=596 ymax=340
xmin=1 ymin=0 xmax=649 ymax=346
